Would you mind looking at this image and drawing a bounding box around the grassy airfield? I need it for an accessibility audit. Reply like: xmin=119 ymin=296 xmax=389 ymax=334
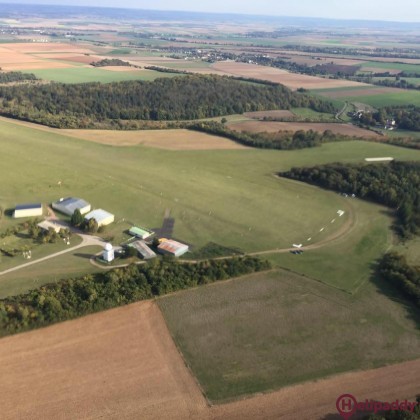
xmin=0 ymin=117 xmax=420 ymax=296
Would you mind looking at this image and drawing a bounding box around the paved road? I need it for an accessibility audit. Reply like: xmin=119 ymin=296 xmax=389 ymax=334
xmin=0 ymin=234 xmax=105 ymax=277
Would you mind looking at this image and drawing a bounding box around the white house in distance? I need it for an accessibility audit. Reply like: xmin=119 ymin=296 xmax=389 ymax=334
xmin=85 ymin=209 xmax=114 ymax=227
xmin=52 ymin=197 xmax=91 ymax=217
xmin=14 ymin=203 xmax=43 ymax=218
xmin=157 ymin=239 xmax=189 ymax=257
xmin=103 ymin=243 xmax=114 ymax=262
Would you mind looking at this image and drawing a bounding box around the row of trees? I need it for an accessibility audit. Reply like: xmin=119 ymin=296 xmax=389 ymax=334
xmin=0 ymin=256 xmax=271 ymax=336
xmin=0 ymin=74 xmax=336 ymax=128
xmin=280 ymin=161 xmax=420 ymax=237
xmin=90 ymin=58 xmax=132 ymax=67
xmin=373 ymin=78 xmax=420 ymax=91
xmin=191 ymin=121 xmax=370 ymax=150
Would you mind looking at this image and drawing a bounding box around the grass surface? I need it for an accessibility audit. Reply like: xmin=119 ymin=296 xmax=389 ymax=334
xmin=313 ymin=86 xmax=420 ymax=107
xmin=0 ymin=245 xmax=102 ymax=298
xmin=359 ymin=61 xmax=420 ymax=73
xmin=29 ymin=67 xmax=182 ymax=83
xmin=158 ymin=269 xmax=420 ymax=402
xmin=290 ymin=107 xmax=336 ymax=121
xmin=0 ymin=117 xmax=419 ymax=293
xmin=341 ymin=91 xmax=420 ymax=107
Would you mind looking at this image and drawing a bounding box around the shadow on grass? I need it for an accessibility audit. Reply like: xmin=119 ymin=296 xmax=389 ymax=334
xmin=73 ymin=253 xmax=94 ymax=260
xmin=4 ymin=208 xmax=14 ymax=217
xmin=369 ymin=259 xmax=420 ymax=330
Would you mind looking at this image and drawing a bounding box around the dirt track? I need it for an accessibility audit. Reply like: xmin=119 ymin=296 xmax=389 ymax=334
xmin=0 ymin=299 xmax=418 ymax=420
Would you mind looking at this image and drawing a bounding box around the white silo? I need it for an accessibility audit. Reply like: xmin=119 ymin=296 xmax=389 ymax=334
xmin=103 ymin=243 xmax=114 ymax=262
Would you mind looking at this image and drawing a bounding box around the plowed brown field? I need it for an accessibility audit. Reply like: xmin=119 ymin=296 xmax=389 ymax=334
xmin=0 ymin=300 xmax=418 ymax=419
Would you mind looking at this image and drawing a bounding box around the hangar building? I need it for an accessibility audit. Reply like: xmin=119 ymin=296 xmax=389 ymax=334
xmin=52 ymin=197 xmax=91 ymax=216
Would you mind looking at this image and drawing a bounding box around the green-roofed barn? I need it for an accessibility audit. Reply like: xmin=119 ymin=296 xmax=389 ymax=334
xmin=129 ymin=226 xmax=153 ymax=240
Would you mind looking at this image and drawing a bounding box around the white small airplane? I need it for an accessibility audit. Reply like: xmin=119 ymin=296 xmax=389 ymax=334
xmin=293 ymin=244 xmax=303 ymax=248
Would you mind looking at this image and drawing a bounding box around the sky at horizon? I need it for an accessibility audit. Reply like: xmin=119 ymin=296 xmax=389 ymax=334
xmin=1 ymin=0 xmax=420 ymax=22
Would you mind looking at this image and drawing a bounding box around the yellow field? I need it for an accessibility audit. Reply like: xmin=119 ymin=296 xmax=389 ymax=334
xmin=60 ymin=128 xmax=249 ymax=150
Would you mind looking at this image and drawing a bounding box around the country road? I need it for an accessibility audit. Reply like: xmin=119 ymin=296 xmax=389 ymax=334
xmin=0 ymin=234 xmax=105 ymax=277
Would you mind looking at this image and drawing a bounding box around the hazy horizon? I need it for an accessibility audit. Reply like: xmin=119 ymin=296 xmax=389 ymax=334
xmin=0 ymin=0 xmax=419 ymax=23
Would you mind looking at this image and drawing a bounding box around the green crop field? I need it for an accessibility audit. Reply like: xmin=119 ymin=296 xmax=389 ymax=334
xmin=359 ymin=61 xmax=420 ymax=73
xmin=290 ymin=107 xmax=336 ymax=121
xmin=341 ymin=90 xmax=420 ymax=107
xmin=313 ymin=86 xmax=420 ymax=107
xmin=28 ymin=67 xmax=182 ymax=83
xmin=158 ymin=269 xmax=420 ymax=402
xmin=0 ymin=117 xmax=419 ymax=294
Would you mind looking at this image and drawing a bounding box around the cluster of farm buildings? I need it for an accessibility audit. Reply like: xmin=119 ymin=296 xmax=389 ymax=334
xmin=12 ymin=197 xmax=189 ymax=260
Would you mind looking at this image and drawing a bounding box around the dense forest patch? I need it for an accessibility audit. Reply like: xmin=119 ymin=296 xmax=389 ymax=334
xmin=0 ymin=71 xmax=37 ymax=84
xmin=0 ymin=256 xmax=270 ymax=336
xmin=280 ymin=161 xmax=420 ymax=237
xmin=0 ymin=74 xmax=336 ymax=128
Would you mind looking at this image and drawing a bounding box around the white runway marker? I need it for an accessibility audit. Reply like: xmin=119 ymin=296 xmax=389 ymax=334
xmin=320 ymin=227 xmax=325 ymax=232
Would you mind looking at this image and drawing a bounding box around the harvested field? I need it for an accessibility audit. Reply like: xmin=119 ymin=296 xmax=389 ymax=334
xmin=0 ymin=61 xmax=75 ymax=71
xmin=210 ymin=61 xmax=368 ymax=90
xmin=2 ymin=42 xmax=95 ymax=54
xmin=0 ymin=297 xmax=418 ymax=420
xmin=316 ymin=86 xmax=403 ymax=99
xmin=0 ymin=301 xmax=207 ymax=420
xmin=228 ymin=120 xmax=380 ymax=137
xmin=101 ymin=65 xmax=142 ymax=72
xmin=210 ymin=358 xmax=420 ymax=419
xmin=38 ymin=54 xmax=103 ymax=64
xmin=60 ymin=128 xmax=249 ymax=150
xmin=243 ymin=110 xmax=295 ymax=119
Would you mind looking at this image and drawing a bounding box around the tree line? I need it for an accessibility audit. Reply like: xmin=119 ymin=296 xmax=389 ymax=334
xmin=190 ymin=121 xmax=361 ymax=150
xmin=378 ymin=252 xmax=420 ymax=309
xmin=0 ymin=256 xmax=271 ymax=336
xmin=0 ymin=71 xmax=37 ymax=83
xmin=357 ymin=106 xmax=420 ymax=132
xmin=280 ymin=161 xmax=420 ymax=237
xmin=0 ymin=74 xmax=336 ymax=128
xmin=90 ymin=58 xmax=133 ymax=67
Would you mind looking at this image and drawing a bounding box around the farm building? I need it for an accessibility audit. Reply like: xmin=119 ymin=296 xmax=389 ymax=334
xmin=129 ymin=226 xmax=153 ymax=240
xmin=84 ymin=209 xmax=114 ymax=227
xmin=13 ymin=203 xmax=43 ymax=218
xmin=128 ymin=240 xmax=156 ymax=260
xmin=52 ymin=197 xmax=91 ymax=216
xmin=158 ymin=239 xmax=189 ymax=257
xmin=37 ymin=220 xmax=63 ymax=233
